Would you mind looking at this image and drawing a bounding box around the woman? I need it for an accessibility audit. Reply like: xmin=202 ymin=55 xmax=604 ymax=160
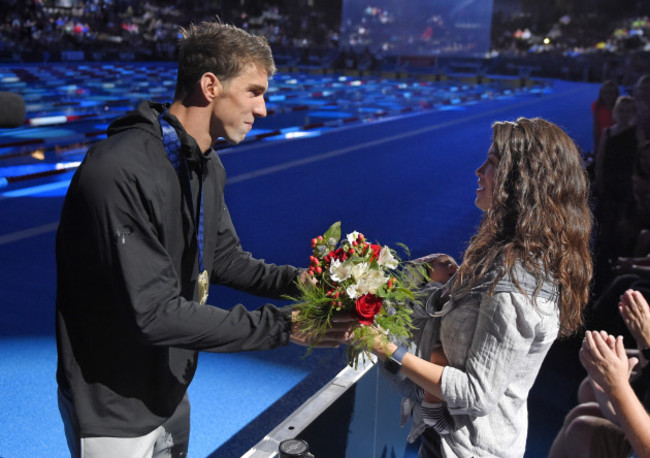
xmin=592 ymin=80 xmax=619 ymax=154
xmin=369 ymin=118 xmax=593 ymax=457
xmin=615 ymin=140 xmax=650 ymax=258
xmin=594 ymin=96 xmax=645 ymax=283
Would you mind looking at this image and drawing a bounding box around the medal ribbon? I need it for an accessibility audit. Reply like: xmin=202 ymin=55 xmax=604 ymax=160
xmin=159 ymin=113 xmax=207 ymax=286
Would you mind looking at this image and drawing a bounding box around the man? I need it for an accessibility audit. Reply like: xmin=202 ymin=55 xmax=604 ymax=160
xmin=56 ymin=21 xmax=348 ymax=457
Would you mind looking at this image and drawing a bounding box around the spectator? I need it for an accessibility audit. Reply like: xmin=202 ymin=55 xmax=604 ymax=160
xmin=617 ymin=141 xmax=650 ymax=258
xmin=551 ymin=290 xmax=650 ymax=458
xmin=551 ymin=326 xmax=650 ymax=458
xmin=594 ymin=95 xmax=645 ymax=289
xmin=592 ymin=80 xmax=619 ymax=154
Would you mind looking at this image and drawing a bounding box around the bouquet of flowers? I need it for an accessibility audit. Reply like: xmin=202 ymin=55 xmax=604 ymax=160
xmin=289 ymin=221 xmax=417 ymax=367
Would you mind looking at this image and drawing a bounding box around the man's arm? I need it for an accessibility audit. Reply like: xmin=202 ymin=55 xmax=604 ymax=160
xmin=209 ymin=205 xmax=301 ymax=298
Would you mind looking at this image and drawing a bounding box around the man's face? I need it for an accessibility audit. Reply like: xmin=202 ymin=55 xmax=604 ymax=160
xmin=212 ymin=63 xmax=268 ymax=144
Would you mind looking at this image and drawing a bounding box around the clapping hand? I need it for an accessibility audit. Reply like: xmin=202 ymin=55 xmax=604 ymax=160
xmin=580 ymin=331 xmax=638 ymax=395
xmin=619 ymin=289 xmax=650 ymax=352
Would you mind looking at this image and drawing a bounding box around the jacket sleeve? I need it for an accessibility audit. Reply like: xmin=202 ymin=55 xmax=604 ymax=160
xmin=69 ymin=148 xmax=293 ymax=353
xmin=439 ymin=292 xmax=544 ymax=417
xmin=209 ymin=203 xmax=301 ymax=299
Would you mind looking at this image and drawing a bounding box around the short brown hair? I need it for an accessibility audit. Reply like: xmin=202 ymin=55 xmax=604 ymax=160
xmin=174 ymin=21 xmax=276 ymax=100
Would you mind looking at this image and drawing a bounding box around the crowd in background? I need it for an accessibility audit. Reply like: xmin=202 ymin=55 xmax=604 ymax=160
xmin=1 ymin=0 xmax=650 ymax=83
xmin=546 ymin=72 xmax=650 ymax=457
xmin=0 ymin=0 xmax=340 ymax=63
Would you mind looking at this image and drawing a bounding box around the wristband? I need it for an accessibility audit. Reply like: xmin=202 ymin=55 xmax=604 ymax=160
xmin=384 ymin=345 xmax=408 ymax=374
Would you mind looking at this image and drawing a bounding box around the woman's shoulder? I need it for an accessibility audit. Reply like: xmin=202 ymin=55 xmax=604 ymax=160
xmin=467 ymin=260 xmax=558 ymax=311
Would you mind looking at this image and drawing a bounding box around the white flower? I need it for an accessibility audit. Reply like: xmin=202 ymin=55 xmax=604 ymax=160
xmin=346 ymin=263 xmax=388 ymax=296
xmin=346 ymin=231 xmax=360 ymax=244
xmin=329 ymin=258 xmax=352 ymax=282
xmin=346 ymin=284 xmax=360 ymax=299
xmin=358 ymin=268 xmax=388 ymax=294
xmin=350 ymin=262 xmax=370 ymax=282
xmin=377 ymin=246 xmax=398 ymax=269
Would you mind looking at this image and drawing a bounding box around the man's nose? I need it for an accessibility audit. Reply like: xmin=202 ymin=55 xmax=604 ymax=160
xmin=254 ymin=100 xmax=267 ymax=118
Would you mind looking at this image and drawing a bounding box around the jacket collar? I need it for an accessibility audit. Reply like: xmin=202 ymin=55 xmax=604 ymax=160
xmin=160 ymin=110 xmax=212 ymax=167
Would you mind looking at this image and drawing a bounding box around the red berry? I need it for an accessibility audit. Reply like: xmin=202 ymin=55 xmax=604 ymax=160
xmin=352 ymin=241 xmax=358 ymax=246
xmin=311 ymin=238 xmax=317 ymax=246
xmin=358 ymin=233 xmax=364 ymax=240
xmin=315 ymin=266 xmax=322 ymax=274
xmin=317 ymin=235 xmax=323 ymax=241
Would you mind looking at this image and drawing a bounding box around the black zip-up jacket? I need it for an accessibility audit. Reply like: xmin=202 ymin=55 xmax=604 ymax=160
xmin=55 ymin=101 xmax=299 ymax=437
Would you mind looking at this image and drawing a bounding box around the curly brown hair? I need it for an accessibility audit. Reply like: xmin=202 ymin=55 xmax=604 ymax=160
xmin=452 ymin=117 xmax=593 ymax=337
xmin=173 ymin=20 xmax=276 ymax=101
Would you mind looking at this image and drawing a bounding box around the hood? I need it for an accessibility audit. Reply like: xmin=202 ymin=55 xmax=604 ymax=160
xmin=107 ymin=100 xmax=170 ymax=139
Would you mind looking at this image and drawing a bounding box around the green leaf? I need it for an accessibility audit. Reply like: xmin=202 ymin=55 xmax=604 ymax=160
xmin=323 ymin=221 xmax=341 ymax=247
xmin=395 ymin=287 xmax=415 ymax=299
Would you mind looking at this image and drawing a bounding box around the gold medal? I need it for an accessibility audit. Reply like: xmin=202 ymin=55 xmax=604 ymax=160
xmin=198 ymin=270 xmax=209 ymax=305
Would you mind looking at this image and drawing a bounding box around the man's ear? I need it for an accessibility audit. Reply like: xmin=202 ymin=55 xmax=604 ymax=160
xmin=199 ymin=72 xmax=222 ymax=101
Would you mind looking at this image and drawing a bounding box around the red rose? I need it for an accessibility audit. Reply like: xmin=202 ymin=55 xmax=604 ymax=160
xmin=369 ymin=244 xmax=382 ymax=261
xmin=355 ymin=293 xmax=382 ymax=325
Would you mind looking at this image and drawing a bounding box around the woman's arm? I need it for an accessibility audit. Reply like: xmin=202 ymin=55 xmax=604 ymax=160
xmin=424 ymin=347 xmax=448 ymax=402
xmin=581 ymin=331 xmax=650 ymax=458
xmin=372 ymin=291 xmax=545 ymax=415
xmin=372 ymin=340 xmax=446 ymax=400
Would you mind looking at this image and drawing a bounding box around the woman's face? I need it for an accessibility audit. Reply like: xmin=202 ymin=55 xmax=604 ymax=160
xmin=614 ymin=101 xmax=636 ymax=127
xmin=475 ymin=148 xmax=499 ymax=212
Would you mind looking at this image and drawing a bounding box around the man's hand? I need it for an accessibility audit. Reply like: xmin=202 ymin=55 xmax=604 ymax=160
xmin=298 ymin=269 xmax=317 ymax=288
xmin=289 ymin=309 xmax=358 ymax=348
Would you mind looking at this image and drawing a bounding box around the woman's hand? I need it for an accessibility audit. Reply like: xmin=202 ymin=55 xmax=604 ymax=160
xmin=580 ymin=331 xmax=637 ymax=395
xmin=619 ymin=290 xmax=650 ymax=351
